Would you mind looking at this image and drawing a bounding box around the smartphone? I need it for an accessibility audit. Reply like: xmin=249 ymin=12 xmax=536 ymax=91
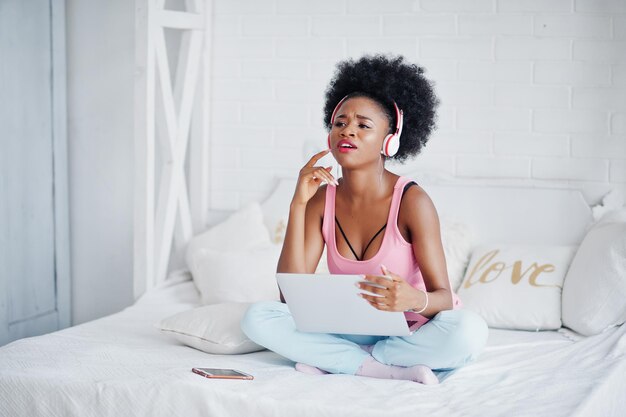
xmin=192 ymin=367 xmax=254 ymax=380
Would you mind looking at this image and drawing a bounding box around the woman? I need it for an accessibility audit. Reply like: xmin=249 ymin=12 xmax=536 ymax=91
xmin=241 ymin=55 xmax=488 ymax=385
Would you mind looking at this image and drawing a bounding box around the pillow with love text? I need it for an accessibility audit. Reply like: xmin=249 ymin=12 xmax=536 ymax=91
xmin=456 ymin=245 xmax=576 ymax=331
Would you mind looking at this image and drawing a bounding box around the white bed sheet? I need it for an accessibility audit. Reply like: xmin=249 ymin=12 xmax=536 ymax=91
xmin=1 ymin=274 xmax=624 ymax=417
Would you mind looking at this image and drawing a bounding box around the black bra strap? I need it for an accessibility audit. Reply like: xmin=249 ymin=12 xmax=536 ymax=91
xmin=334 ymin=180 xmax=417 ymax=261
xmin=335 ymin=217 xmax=387 ymax=261
xmin=335 ymin=217 xmax=361 ymax=261
xmin=402 ymin=181 xmax=418 ymax=200
xmin=360 ymin=224 xmax=387 ymax=259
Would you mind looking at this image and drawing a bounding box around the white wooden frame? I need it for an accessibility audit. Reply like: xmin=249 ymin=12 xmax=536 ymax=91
xmin=134 ymin=0 xmax=212 ymax=298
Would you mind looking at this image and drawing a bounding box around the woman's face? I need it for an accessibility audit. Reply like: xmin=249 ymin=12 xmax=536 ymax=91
xmin=328 ymin=96 xmax=391 ymax=169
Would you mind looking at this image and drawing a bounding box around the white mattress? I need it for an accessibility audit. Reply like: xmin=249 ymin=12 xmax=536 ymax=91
xmin=1 ymin=274 xmax=624 ymax=417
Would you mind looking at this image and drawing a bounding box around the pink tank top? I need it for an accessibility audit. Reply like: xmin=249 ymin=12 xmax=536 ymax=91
xmin=321 ymin=176 xmax=462 ymax=329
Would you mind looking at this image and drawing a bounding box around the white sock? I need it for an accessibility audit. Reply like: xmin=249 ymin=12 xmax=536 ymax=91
xmin=295 ymin=363 xmax=329 ymax=375
xmin=355 ymin=356 xmax=439 ymax=385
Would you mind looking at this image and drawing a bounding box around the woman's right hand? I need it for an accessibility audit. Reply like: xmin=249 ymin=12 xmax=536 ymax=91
xmin=292 ymin=149 xmax=339 ymax=206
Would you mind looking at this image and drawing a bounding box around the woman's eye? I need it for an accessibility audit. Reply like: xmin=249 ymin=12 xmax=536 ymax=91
xmin=332 ymin=121 xmax=370 ymax=129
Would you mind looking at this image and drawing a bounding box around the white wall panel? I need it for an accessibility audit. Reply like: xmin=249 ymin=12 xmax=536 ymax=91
xmin=67 ymin=0 xmax=135 ymax=324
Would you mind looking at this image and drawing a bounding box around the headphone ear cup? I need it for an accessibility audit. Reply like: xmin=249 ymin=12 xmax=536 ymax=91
xmin=382 ymin=134 xmax=400 ymax=157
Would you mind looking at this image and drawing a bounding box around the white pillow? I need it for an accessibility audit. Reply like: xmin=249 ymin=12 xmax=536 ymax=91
xmin=457 ymin=244 xmax=576 ymax=331
xmin=159 ymin=303 xmax=264 ymax=354
xmin=191 ymin=244 xmax=282 ymax=305
xmin=186 ymin=202 xmax=280 ymax=304
xmin=562 ymin=209 xmax=626 ymax=336
xmin=185 ymin=202 xmax=271 ymax=258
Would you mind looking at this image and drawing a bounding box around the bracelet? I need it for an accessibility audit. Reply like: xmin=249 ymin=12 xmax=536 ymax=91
xmin=407 ymin=289 xmax=428 ymax=314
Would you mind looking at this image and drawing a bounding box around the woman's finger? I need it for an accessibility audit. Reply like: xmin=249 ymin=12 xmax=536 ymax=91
xmin=303 ymin=166 xmax=330 ymax=181
xmin=359 ymin=292 xmax=385 ymax=303
xmin=362 ymin=274 xmax=395 ymax=289
xmin=320 ymin=169 xmax=338 ymax=186
xmin=380 ymin=264 xmax=401 ymax=281
xmin=305 ymin=149 xmax=330 ymax=168
xmin=313 ymin=167 xmax=337 ymax=186
xmin=303 ymin=168 xmax=323 ymax=183
xmin=312 ymin=167 xmax=330 ymax=181
xmin=367 ymin=300 xmax=389 ymax=311
xmin=358 ymin=282 xmax=389 ymax=296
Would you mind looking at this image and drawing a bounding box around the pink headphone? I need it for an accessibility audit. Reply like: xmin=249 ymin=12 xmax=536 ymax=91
xmin=327 ymin=95 xmax=404 ymax=157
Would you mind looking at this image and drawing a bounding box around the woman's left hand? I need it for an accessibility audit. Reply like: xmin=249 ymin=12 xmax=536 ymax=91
xmin=358 ymin=265 xmax=425 ymax=312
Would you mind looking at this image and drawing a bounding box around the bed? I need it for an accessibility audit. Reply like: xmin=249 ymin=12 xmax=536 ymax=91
xmin=1 ymin=177 xmax=625 ymax=417
xmin=0 ymin=273 xmax=624 ymax=417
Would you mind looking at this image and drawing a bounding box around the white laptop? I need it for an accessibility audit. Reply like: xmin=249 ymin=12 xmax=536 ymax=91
xmin=276 ymin=273 xmax=416 ymax=336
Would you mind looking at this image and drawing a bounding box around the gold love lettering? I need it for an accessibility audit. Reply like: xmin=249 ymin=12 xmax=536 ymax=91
xmin=463 ymin=249 xmax=559 ymax=289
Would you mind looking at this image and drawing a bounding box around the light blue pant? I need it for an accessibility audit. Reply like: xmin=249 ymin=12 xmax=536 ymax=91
xmin=241 ymin=301 xmax=489 ymax=375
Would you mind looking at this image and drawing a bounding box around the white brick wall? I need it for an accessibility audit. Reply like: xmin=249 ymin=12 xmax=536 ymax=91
xmin=457 ymin=155 xmax=531 ymax=178
xmin=613 ymin=113 xmax=626 ymax=133
xmin=534 ymin=61 xmax=611 ymax=85
xmin=532 ymin=157 xmax=609 ymax=181
xmin=207 ymin=0 xmax=626 ymax=212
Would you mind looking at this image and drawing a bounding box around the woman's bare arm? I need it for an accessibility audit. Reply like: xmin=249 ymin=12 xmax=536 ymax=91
xmin=276 ymin=192 xmax=325 ymax=274
xmin=276 ymin=150 xmax=336 ymax=301
xmin=403 ymin=186 xmax=454 ymax=316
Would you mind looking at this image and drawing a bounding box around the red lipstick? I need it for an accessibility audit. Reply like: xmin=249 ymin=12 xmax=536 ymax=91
xmin=334 ymin=139 xmax=357 ymax=153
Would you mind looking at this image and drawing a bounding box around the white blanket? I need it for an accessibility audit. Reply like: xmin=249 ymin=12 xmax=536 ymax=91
xmin=1 ymin=275 xmax=624 ymax=417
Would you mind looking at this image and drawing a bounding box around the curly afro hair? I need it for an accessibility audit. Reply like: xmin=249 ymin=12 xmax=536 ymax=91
xmin=323 ymin=54 xmax=439 ymax=163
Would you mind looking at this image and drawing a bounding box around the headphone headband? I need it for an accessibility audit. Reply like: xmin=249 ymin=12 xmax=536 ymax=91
xmin=329 ymin=96 xmax=348 ymax=125
xmin=330 ymin=95 xmax=403 ymax=133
